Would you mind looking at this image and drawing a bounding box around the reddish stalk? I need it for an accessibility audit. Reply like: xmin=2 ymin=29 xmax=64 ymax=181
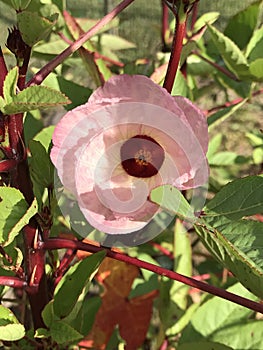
xmin=58 ymin=32 xmax=124 ymax=67
xmin=17 ymin=47 xmax=31 ymax=90
xmin=23 ymin=225 xmax=48 ymax=329
xmin=0 ymin=276 xmax=27 ymax=288
xmin=205 ymin=87 xmax=263 ymax=116
xmin=161 ymin=2 xmax=169 ymax=50
xmin=190 ymin=1 xmax=199 ymax=31
xmin=0 ymin=159 xmax=18 ymax=172
xmin=41 ymin=238 xmax=263 ymax=314
xmin=163 ymin=12 xmax=187 ymax=93
xmin=150 ymin=242 xmax=174 ymax=259
xmin=193 ymin=50 xmax=239 ymax=81
xmin=26 ymin=0 xmax=135 ymax=87
xmin=53 ymin=249 xmax=77 ymax=287
xmin=62 ymin=10 xmax=105 ymax=86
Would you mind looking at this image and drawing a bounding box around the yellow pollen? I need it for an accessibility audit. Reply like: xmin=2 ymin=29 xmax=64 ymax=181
xmin=135 ymin=149 xmax=152 ymax=166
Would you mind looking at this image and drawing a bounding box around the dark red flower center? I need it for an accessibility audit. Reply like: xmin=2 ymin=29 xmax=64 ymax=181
xmin=120 ymin=135 xmax=165 ymax=178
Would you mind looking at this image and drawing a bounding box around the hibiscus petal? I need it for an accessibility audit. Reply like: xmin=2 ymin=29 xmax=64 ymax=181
xmin=173 ymin=95 xmax=209 ymax=154
xmin=89 ymin=74 xmax=187 ymax=119
xmin=51 ymin=75 xmax=209 ymax=238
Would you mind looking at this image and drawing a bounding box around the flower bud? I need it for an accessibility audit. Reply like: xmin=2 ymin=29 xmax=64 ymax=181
xmin=6 ymin=27 xmax=30 ymax=59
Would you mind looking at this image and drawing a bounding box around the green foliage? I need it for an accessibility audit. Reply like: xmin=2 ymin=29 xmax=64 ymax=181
xmin=179 ymin=284 xmax=263 ymax=349
xmin=150 ymin=185 xmax=195 ymax=221
xmin=1 ymin=85 xmax=71 ymax=114
xmin=224 ymin=1 xmax=261 ymax=50
xmin=195 ymin=176 xmax=263 ymax=298
xmin=178 ymin=342 xmax=233 ymax=350
xmin=53 ymin=250 xmax=106 ymax=319
xmin=17 ymin=11 xmax=58 ymax=46
xmin=207 ymin=24 xmax=250 ymax=80
xmin=0 ymin=305 xmax=25 ymax=341
xmin=0 ymin=187 xmax=37 ymax=246
xmin=205 ymin=176 xmax=263 ymax=220
xmin=37 ymin=251 xmax=106 ymax=345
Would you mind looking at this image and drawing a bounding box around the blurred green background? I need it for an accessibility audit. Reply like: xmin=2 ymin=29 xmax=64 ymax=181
xmin=0 ymin=0 xmax=259 ymax=54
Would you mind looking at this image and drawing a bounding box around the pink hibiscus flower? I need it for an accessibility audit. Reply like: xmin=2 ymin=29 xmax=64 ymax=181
xmin=51 ymin=74 xmax=209 ymax=236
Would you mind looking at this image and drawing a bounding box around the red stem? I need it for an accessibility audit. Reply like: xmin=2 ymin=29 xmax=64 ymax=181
xmin=163 ymin=14 xmax=187 ymax=93
xmin=53 ymin=249 xmax=77 ymax=287
xmin=190 ymin=1 xmax=199 ymax=31
xmin=161 ymin=2 xmax=169 ymax=49
xmin=26 ymin=0 xmax=135 ymax=87
xmin=150 ymin=242 xmax=174 ymax=259
xmin=0 ymin=276 xmax=27 ymax=288
xmin=0 ymin=159 xmax=18 ymax=172
xmin=205 ymin=87 xmax=263 ymax=116
xmin=58 ymin=32 xmax=124 ymax=67
xmin=17 ymin=47 xmax=31 ymax=90
xmin=41 ymin=238 xmax=263 ymax=314
xmin=193 ymin=50 xmax=239 ymax=81
xmin=23 ymin=225 xmax=48 ymax=329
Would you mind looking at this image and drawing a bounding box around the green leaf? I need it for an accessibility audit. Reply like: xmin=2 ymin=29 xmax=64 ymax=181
xmin=216 ymin=71 xmax=252 ymax=98
xmin=207 ymin=24 xmax=250 ymax=79
xmin=252 ymin=146 xmax=263 ymax=165
xmin=205 ymin=176 xmax=263 ymax=220
xmin=246 ymin=131 xmax=263 ymax=147
xmin=208 ymin=99 xmax=247 ymax=128
xmin=17 ymin=11 xmax=58 ymax=46
xmin=171 ymin=70 xmax=189 ymax=97
xmin=50 ymin=320 xmax=83 ymax=345
xmin=246 ymin=25 xmax=263 ymax=62
xmin=193 ymin=12 xmax=220 ymax=33
xmin=179 ymin=283 xmax=257 ymax=345
xmin=96 ymin=58 xmax=113 ymax=82
xmin=24 ymin=111 xmax=44 ymax=146
xmin=42 ymin=300 xmax=55 ymax=328
xmin=70 ymin=296 xmax=101 ymax=336
xmin=2 ymin=85 xmax=70 ymax=114
xmin=41 ymin=72 xmax=92 ymax=111
xmin=33 ymin=125 xmax=55 ymax=151
xmin=0 ymin=187 xmax=38 ymax=246
xmin=210 ymin=321 xmax=263 ymax=349
xmin=187 ymin=54 xmax=215 ymax=77
xmin=33 ymin=38 xmax=68 ymax=55
xmin=3 ymin=67 xmax=18 ymax=104
xmin=196 ymin=215 xmax=263 ymax=298
xmin=150 ymin=185 xmax=195 ymax=222
xmin=93 ymin=33 xmax=136 ymax=51
xmin=178 ymin=342 xmax=233 ymax=350
xmin=207 ymin=134 xmax=223 ymax=159
xmin=0 ymin=305 xmax=25 ymax=341
xmin=29 ymin=140 xmax=54 ymax=188
xmin=209 ymin=151 xmax=249 ymax=166
xmin=170 ymin=220 xmax=192 ymax=310
xmin=78 ymin=47 xmax=104 ymax=88
xmin=166 ymin=298 xmax=203 ymax=337
xmin=75 ymin=17 xmax=119 ymax=35
xmin=249 ymin=58 xmax=263 ymax=81
xmin=53 ymin=250 xmax=106 ymax=319
xmin=224 ymin=1 xmax=261 ymax=50
xmin=0 ymin=97 xmax=5 ymax=110
xmin=35 ymin=327 xmax=50 ymax=339
xmin=0 ymin=245 xmax=23 ymax=273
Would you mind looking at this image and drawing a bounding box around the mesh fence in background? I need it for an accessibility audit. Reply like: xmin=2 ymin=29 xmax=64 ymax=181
xmin=67 ymin=0 xmax=260 ymax=60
